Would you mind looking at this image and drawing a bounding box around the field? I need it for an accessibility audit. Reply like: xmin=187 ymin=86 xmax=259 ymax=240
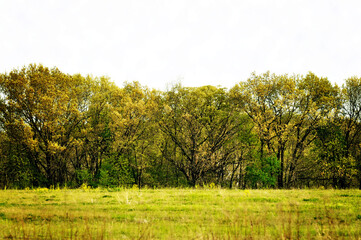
xmin=0 ymin=187 xmax=361 ymax=239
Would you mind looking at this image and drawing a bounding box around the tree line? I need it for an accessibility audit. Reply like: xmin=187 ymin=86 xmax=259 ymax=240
xmin=1 ymin=64 xmax=360 ymax=189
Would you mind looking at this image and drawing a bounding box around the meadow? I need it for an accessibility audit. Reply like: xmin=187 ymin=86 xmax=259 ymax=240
xmin=0 ymin=187 xmax=361 ymax=239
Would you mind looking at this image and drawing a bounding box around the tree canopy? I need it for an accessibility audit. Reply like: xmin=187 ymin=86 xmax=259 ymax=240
xmin=1 ymin=65 xmax=360 ymax=189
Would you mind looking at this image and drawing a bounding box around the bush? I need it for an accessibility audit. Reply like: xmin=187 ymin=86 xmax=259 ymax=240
xmin=246 ymin=156 xmax=280 ymax=188
xmin=98 ymin=155 xmax=133 ymax=187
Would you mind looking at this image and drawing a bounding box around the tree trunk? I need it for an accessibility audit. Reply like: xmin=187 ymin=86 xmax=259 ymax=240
xmin=278 ymin=148 xmax=284 ymax=188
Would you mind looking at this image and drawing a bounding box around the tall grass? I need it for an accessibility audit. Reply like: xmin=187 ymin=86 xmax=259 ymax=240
xmin=0 ymin=188 xmax=360 ymax=239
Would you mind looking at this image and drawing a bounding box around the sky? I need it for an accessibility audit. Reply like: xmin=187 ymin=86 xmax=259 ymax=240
xmin=1 ymin=0 xmax=361 ymax=90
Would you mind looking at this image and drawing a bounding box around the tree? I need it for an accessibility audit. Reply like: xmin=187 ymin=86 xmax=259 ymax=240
xmin=231 ymin=72 xmax=339 ymax=188
xmin=110 ymin=82 xmax=160 ymax=188
xmin=159 ymin=85 xmax=243 ymax=186
xmin=287 ymin=73 xmax=339 ymax=187
xmin=314 ymin=121 xmax=355 ymax=188
xmin=340 ymin=77 xmax=361 ymax=189
xmin=70 ymin=76 xmax=116 ymax=186
xmin=231 ymin=72 xmax=300 ymax=187
xmin=220 ymin=113 xmax=257 ymax=189
xmin=0 ymin=64 xmax=90 ymax=186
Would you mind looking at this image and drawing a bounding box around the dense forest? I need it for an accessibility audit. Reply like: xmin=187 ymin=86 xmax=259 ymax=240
xmin=1 ymin=64 xmax=361 ymax=189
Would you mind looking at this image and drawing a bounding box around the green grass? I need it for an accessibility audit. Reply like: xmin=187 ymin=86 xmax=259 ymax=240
xmin=1 ymin=188 xmax=361 ymax=239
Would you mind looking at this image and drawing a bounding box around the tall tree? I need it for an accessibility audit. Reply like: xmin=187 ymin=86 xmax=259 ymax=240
xmin=110 ymin=82 xmax=160 ymax=187
xmin=340 ymin=77 xmax=361 ymax=189
xmin=314 ymin=121 xmax=354 ymax=188
xmin=159 ymin=85 xmax=242 ymax=186
xmin=0 ymin=64 xmax=90 ymax=186
xmin=231 ymin=72 xmax=299 ymax=187
xmin=66 ymin=76 xmax=117 ymax=186
xmin=231 ymin=72 xmax=339 ymax=188
xmin=286 ymin=73 xmax=339 ymax=187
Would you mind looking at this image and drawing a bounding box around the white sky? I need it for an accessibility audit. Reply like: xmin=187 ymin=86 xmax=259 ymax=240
xmin=1 ymin=0 xmax=361 ymax=90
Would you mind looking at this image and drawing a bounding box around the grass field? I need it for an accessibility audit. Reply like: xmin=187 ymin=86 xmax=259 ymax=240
xmin=0 ymin=187 xmax=361 ymax=239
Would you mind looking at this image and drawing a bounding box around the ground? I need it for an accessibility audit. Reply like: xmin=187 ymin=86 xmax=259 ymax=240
xmin=1 ymin=187 xmax=361 ymax=239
